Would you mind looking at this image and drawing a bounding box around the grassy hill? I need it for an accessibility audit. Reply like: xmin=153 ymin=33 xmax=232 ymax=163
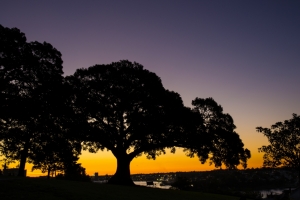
xmin=0 ymin=177 xmax=241 ymax=200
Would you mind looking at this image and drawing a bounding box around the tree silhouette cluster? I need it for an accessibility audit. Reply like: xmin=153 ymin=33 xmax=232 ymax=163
xmin=0 ymin=25 xmax=250 ymax=185
xmin=0 ymin=25 xmax=84 ymax=179
xmin=257 ymin=113 xmax=300 ymax=185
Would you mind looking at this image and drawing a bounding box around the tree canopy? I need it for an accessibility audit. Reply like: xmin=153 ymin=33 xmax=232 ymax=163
xmin=185 ymin=98 xmax=250 ymax=169
xmin=0 ymin=25 xmax=80 ymax=176
xmin=67 ymin=61 xmax=187 ymax=184
xmin=67 ymin=60 xmax=251 ymax=185
xmin=257 ymin=113 xmax=300 ymax=184
xmin=1 ymin=25 xmax=250 ymax=184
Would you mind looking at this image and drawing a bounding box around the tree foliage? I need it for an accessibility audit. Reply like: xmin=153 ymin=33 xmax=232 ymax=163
xmin=67 ymin=60 xmax=188 ymax=184
xmin=257 ymin=113 xmax=300 ymax=184
xmin=56 ymin=162 xmax=91 ymax=182
xmin=184 ymin=98 xmax=251 ymax=169
xmin=0 ymin=25 xmax=80 ymax=176
xmin=30 ymin=129 xmax=81 ymax=178
xmin=68 ymin=60 xmax=250 ymax=185
xmin=171 ymin=176 xmax=193 ymax=190
xmin=0 ymin=25 xmax=250 ymax=184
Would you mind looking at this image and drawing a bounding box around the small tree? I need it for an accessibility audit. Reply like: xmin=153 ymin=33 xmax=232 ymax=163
xmin=186 ymin=98 xmax=251 ymax=169
xmin=257 ymin=113 xmax=300 ymax=185
xmin=30 ymin=134 xmax=81 ymax=179
xmin=171 ymin=176 xmax=193 ymax=190
xmin=56 ymin=162 xmax=90 ymax=182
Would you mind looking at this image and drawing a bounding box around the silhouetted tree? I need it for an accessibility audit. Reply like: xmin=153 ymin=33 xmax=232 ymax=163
xmin=67 ymin=60 xmax=250 ymax=185
xmin=184 ymin=98 xmax=251 ymax=169
xmin=67 ymin=60 xmax=188 ymax=185
xmin=257 ymin=113 xmax=300 ymax=185
xmin=29 ymin=80 xmax=86 ymax=179
xmin=30 ymin=130 xmax=81 ymax=179
xmin=56 ymin=162 xmax=90 ymax=182
xmin=0 ymin=25 xmax=64 ymax=176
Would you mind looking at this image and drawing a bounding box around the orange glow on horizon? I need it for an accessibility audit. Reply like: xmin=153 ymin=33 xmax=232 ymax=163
xmin=78 ymin=149 xmax=264 ymax=176
xmin=20 ymin=128 xmax=267 ymax=177
xmin=22 ymin=147 xmax=264 ymax=177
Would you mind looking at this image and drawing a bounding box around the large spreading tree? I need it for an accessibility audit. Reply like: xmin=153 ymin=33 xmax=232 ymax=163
xmin=68 ymin=60 xmax=251 ymax=185
xmin=257 ymin=113 xmax=300 ymax=185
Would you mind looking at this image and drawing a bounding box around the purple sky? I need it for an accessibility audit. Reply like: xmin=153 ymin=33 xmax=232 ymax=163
xmin=2 ymin=0 xmax=300 ymax=169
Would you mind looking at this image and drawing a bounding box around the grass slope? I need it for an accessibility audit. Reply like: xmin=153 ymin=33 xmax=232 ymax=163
xmin=0 ymin=177 xmax=240 ymax=200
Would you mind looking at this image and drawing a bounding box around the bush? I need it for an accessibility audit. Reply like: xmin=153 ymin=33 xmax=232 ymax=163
xmin=56 ymin=163 xmax=90 ymax=182
xmin=171 ymin=177 xmax=193 ymax=191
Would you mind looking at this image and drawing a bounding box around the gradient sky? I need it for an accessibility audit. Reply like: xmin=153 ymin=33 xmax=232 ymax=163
xmin=1 ymin=0 xmax=300 ymax=176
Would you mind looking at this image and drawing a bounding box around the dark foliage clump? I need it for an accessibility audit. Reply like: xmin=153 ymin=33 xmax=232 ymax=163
xmin=171 ymin=176 xmax=193 ymax=191
xmin=56 ymin=163 xmax=90 ymax=182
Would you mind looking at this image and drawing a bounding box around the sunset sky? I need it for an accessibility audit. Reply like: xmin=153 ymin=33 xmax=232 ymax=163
xmin=1 ymin=1 xmax=300 ymax=176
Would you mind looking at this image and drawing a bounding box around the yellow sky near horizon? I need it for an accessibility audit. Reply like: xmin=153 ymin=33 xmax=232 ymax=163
xmin=22 ymin=146 xmax=264 ymax=177
xmin=5 ymin=121 xmax=270 ymax=177
xmin=78 ymin=149 xmax=265 ymax=176
xmin=4 ymin=122 xmax=268 ymax=177
xmin=75 ymin=125 xmax=268 ymax=176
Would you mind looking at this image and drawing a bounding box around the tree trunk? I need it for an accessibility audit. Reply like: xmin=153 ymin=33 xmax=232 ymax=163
xmin=17 ymin=142 xmax=29 ymax=177
xmin=107 ymin=156 xmax=134 ymax=185
xmin=47 ymin=168 xmax=51 ymax=179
